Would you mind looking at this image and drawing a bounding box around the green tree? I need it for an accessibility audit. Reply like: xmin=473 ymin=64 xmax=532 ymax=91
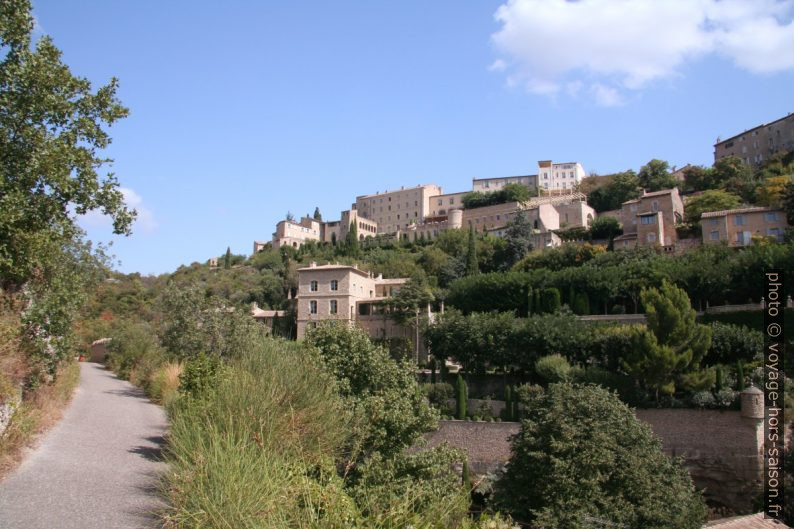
xmin=494 ymin=383 xmax=707 ymax=528
xmin=588 ymin=216 xmax=622 ymax=240
xmin=502 ymin=210 xmax=533 ymax=268
xmin=782 ymin=180 xmax=794 ymax=226
xmin=465 ymin=227 xmax=478 ymax=276
xmin=0 ymin=0 xmax=134 ymax=290
xmin=583 ymin=170 xmax=641 ymax=212
xmin=313 ymin=206 xmax=322 ymax=221
xmin=713 ymin=156 xmax=758 ymax=202
xmin=346 ymin=221 xmax=359 ymax=257
xmin=455 ymin=374 xmax=467 ymax=419
xmin=223 ymin=246 xmax=231 ymax=269
xmin=305 ymin=323 xmax=438 ymax=459
xmin=622 ymin=281 xmax=712 ymax=398
xmin=756 ymin=175 xmax=794 ymax=207
xmin=638 ymin=159 xmax=676 ymax=191
xmin=682 ymin=165 xmax=719 ymax=192
xmin=683 ymin=190 xmax=742 ymax=223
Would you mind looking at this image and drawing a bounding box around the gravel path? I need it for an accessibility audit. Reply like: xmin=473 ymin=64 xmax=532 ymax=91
xmin=0 ymin=362 xmax=168 ymax=529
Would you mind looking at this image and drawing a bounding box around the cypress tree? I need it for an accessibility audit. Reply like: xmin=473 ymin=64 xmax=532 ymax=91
xmin=533 ymin=289 xmax=541 ymax=315
xmin=736 ymin=361 xmax=745 ymax=390
xmin=224 ymin=246 xmax=231 ymax=269
xmin=465 ymin=227 xmax=479 ymax=276
xmin=430 ymin=357 xmax=437 ymax=384
xmin=456 ymin=374 xmax=467 ymax=420
xmin=715 ymin=366 xmax=724 ymax=391
xmin=346 ymin=221 xmax=359 ymax=257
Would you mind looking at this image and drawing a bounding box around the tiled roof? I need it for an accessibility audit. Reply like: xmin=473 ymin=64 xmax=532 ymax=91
xmin=701 ymin=206 xmax=778 ymax=219
xmin=704 ymin=513 xmax=791 ymax=528
xmin=613 ymin=233 xmax=638 ymax=241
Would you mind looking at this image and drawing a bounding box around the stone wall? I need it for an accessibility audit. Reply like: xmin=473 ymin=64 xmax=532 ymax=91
xmin=636 ymin=409 xmax=763 ymax=511
xmin=424 ymin=405 xmax=765 ymax=510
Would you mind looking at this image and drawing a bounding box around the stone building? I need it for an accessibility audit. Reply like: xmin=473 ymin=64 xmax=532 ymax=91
xmin=701 ymin=207 xmax=788 ymax=246
xmin=271 ymin=216 xmax=322 ymax=249
xmin=714 ymin=112 xmax=794 ymax=167
xmin=613 ymin=188 xmax=684 ymax=249
xmin=472 ymin=174 xmax=537 ymax=193
xmin=295 ymin=262 xmax=414 ymax=343
xmin=537 ymin=160 xmax=587 ymax=192
xmin=355 ymin=184 xmax=443 ymax=234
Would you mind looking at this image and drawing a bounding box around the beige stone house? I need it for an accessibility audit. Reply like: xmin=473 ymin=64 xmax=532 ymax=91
xmin=714 ymin=112 xmax=794 ymax=167
xmin=472 ymin=174 xmax=537 ymax=192
xmin=701 ymin=207 xmax=788 ymax=246
xmin=613 ymin=188 xmax=684 ymax=249
xmin=537 ymin=160 xmax=587 ymax=192
xmin=272 ymin=217 xmax=322 ymax=249
xmin=295 ymin=263 xmax=416 ymax=344
xmin=355 ymin=184 xmax=442 ymax=234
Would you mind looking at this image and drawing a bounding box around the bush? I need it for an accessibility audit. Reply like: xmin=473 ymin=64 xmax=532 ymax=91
xmin=493 ymin=383 xmax=707 ymax=528
xmin=690 ymin=390 xmax=715 ymax=408
xmin=105 ymin=319 xmax=166 ymax=385
xmin=423 ymin=382 xmax=454 ymax=414
xmin=706 ymin=322 xmax=763 ymax=365
xmin=534 ymin=354 xmax=571 ymax=384
xmin=179 ymin=353 xmax=224 ymax=400
xmin=539 ymin=288 xmax=561 ymax=314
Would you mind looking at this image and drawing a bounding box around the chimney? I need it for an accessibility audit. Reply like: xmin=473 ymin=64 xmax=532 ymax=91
xmin=310 ymin=261 xmax=317 ymax=268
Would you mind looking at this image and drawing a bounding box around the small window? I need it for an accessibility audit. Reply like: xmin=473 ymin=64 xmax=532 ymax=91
xmin=652 ymin=201 xmax=659 ymax=212
xmin=330 ymin=280 xmax=338 ymax=291
xmin=733 ymin=215 xmax=745 ymax=226
xmin=710 ymin=218 xmax=718 ymax=226
xmin=640 ymin=216 xmax=656 ymax=225
xmin=437 ymin=199 xmax=442 ymax=205
xmin=310 ymin=280 xmax=318 ymax=292
xmin=329 ymin=300 xmax=337 ymax=314
xmin=646 ymin=233 xmax=657 ymax=243
xmin=310 ymin=300 xmax=317 ymax=314
xmin=710 ymin=231 xmax=719 ymax=241
xmin=764 ymin=212 xmax=779 ymax=222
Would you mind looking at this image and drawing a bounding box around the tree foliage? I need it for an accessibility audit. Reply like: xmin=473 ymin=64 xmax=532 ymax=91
xmin=461 ymin=183 xmax=534 ymax=209
xmin=683 ymin=190 xmax=742 ymax=223
xmin=638 ymin=159 xmax=676 ymax=191
xmin=622 ymin=281 xmax=711 ymax=397
xmin=494 ymin=383 xmax=707 ymax=528
xmin=0 ymin=0 xmax=133 ymax=289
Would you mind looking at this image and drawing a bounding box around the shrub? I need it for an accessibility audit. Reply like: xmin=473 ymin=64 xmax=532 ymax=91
xmin=105 ymin=319 xmax=165 ymax=383
xmin=534 ymin=354 xmax=571 ymax=384
xmin=148 ymin=362 xmax=183 ymax=406
xmin=179 ymin=353 xmax=224 ymax=399
xmin=714 ymin=388 xmax=738 ymax=408
xmin=494 ymin=383 xmax=707 ymax=528
xmin=539 ymin=288 xmax=561 ymax=314
xmin=706 ymin=322 xmax=763 ymax=365
xmin=690 ymin=391 xmax=716 ymax=408
xmin=423 ymin=382 xmax=454 ymax=414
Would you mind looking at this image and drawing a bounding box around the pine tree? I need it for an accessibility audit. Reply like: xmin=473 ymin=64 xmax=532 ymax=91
xmin=456 ymin=374 xmax=468 ymax=420
xmin=224 ymin=246 xmax=231 ymax=269
xmin=465 ymin=227 xmax=479 ymax=276
xmin=462 ymin=459 xmax=472 ymax=490
xmin=313 ymin=207 xmax=322 ymax=221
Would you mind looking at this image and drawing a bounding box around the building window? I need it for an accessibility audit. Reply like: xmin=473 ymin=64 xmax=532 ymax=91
xmin=764 ymin=212 xmax=779 ymax=222
xmin=310 ymin=280 xmax=318 ymax=292
xmin=768 ymin=228 xmax=783 ymax=241
xmin=449 ymin=198 xmax=454 ymax=204
xmin=646 ymin=233 xmax=657 ymax=243
xmin=437 ymin=199 xmax=442 ymax=205
xmin=640 ymin=215 xmax=656 ymax=225
xmin=329 ymin=300 xmax=337 ymax=314
xmin=710 ymin=231 xmax=719 ymax=241
xmin=733 ymin=215 xmax=745 ymax=226
xmin=330 ymin=280 xmax=338 ymax=291
xmin=310 ymin=300 xmax=317 ymax=314
xmin=709 ymin=218 xmax=718 ymax=226
xmin=652 ymin=201 xmax=659 ymax=212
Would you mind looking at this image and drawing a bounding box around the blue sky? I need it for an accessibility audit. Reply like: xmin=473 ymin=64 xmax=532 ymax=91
xmin=31 ymin=0 xmax=794 ymax=275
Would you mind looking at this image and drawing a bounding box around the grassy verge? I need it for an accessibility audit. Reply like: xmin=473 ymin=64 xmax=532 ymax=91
xmin=0 ymin=361 xmax=80 ymax=480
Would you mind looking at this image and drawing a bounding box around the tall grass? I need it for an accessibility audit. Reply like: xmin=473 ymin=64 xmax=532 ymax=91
xmin=162 ymin=338 xmax=357 ymax=528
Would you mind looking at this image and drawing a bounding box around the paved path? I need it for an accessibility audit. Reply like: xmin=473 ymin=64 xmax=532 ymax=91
xmin=0 ymin=362 xmax=168 ymax=529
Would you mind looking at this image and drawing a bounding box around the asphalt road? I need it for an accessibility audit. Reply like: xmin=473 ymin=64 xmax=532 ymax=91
xmin=0 ymin=362 xmax=168 ymax=529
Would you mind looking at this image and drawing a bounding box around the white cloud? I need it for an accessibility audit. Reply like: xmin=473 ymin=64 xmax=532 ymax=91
xmin=490 ymin=0 xmax=794 ymax=105
xmin=79 ymin=187 xmax=158 ymax=234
